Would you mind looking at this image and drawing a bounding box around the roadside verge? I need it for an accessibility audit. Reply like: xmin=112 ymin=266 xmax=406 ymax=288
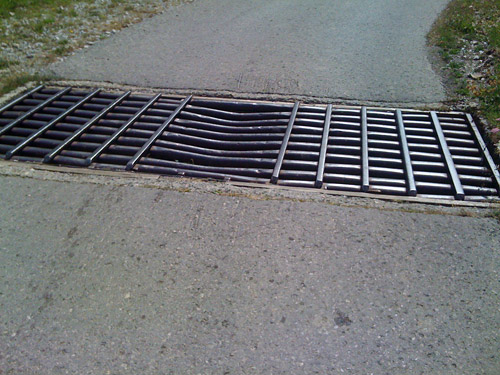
xmin=429 ymin=0 xmax=500 ymax=155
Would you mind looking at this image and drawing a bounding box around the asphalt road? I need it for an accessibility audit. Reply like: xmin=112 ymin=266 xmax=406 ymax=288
xmin=50 ymin=0 xmax=450 ymax=104
xmin=1 ymin=174 xmax=499 ymax=374
xmin=6 ymin=1 xmax=500 ymax=374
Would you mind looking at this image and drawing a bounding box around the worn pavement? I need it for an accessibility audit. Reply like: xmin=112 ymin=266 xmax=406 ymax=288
xmin=5 ymin=0 xmax=500 ymax=373
xmin=49 ymin=0 xmax=450 ymax=105
xmin=1 ymin=173 xmax=499 ymax=374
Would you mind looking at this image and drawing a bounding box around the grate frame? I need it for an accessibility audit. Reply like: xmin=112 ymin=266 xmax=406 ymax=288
xmin=1 ymin=86 xmax=499 ymax=202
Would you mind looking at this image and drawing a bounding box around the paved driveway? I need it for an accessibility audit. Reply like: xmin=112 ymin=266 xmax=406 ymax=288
xmin=1 ymin=173 xmax=499 ymax=374
xmin=50 ymin=0 xmax=450 ymax=104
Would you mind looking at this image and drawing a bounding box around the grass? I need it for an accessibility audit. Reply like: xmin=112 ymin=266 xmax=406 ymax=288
xmin=486 ymin=208 xmax=500 ymax=222
xmin=0 ymin=0 xmax=172 ymax=96
xmin=1 ymin=72 xmax=52 ymax=93
xmin=429 ymin=0 xmax=500 ymax=148
xmin=0 ymin=0 xmax=89 ymax=94
xmin=0 ymin=0 xmax=75 ymax=18
xmin=0 ymin=57 xmax=14 ymax=69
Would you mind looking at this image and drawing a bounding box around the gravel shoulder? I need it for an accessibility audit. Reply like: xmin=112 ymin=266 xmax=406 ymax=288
xmin=0 ymin=0 xmax=179 ymax=95
xmin=427 ymin=0 xmax=500 ymax=155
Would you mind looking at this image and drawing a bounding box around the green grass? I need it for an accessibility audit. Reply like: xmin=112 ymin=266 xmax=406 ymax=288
xmin=0 ymin=0 xmax=80 ymax=16
xmin=0 ymin=0 xmax=75 ymax=18
xmin=429 ymin=0 xmax=500 ymax=140
xmin=53 ymin=45 xmax=69 ymax=56
xmin=0 ymin=0 xmax=186 ymax=96
xmin=33 ymin=16 xmax=55 ymax=32
xmin=0 ymin=0 xmax=81 ymax=94
xmin=486 ymin=208 xmax=500 ymax=222
xmin=0 ymin=72 xmax=51 ymax=95
xmin=0 ymin=0 xmax=149 ymax=95
xmin=0 ymin=57 xmax=13 ymax=69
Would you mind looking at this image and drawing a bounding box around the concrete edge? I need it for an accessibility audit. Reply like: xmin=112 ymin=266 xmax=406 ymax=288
xmin=0 ymin=81 xmax=39 ymax=108
xmin=2 ymin=80 xmax=458 ymax=111
xmin=229 ymin=181 xmax=500 ymax=208
xmin=0 ymin=160 xmax=498 ymax=209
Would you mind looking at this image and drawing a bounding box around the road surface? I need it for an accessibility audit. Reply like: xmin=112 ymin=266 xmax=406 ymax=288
xmin=5 ymin=1 xmax=500 ymax=374
xmin=50 ymin=0 xmax=450 ymax=104
xmin=0 ymin=170 xmax=499 ymax=374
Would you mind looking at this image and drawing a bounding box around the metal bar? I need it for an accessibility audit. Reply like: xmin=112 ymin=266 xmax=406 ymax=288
xmin=361 ymin=106 xmax=369 ymax=192
xmin=85 ymin=93 xmax=161 ymax=166
xmin=314 ymin=104 xmax=332 ymax=188
xmin=1 ymin=86 xmax=498 ymax=202
xmin=430 ymin=111 xmax=465 ymax=200
xmin=395 ymin=110 xmax=417 ymax=196
xmin=136 ymin=164 xmax=268 ymax=183
xmin=0 ymin=85 xmax=44 ymax=115
xmin=6 ymin=89 xmax=101 ymax=160
xmin=125 ymin=95 xmax=192 ymax=171
xmin=0 ymin=87 xmax=71 ymax=137
xmin=465 ymin=113 xmax=500 ymax=195
xmin=44 ymin=91 xmax=132 ymax=163
xmin=271 ymin=101 xmax=299 ymax=184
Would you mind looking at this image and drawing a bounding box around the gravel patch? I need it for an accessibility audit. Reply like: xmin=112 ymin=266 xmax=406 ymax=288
xmin=0 ymin=0 xmax=193 ymax=92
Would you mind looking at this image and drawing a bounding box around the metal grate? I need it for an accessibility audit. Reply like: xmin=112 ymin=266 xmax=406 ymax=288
xmin=1 ymin=86 xmax=499 ymax=201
